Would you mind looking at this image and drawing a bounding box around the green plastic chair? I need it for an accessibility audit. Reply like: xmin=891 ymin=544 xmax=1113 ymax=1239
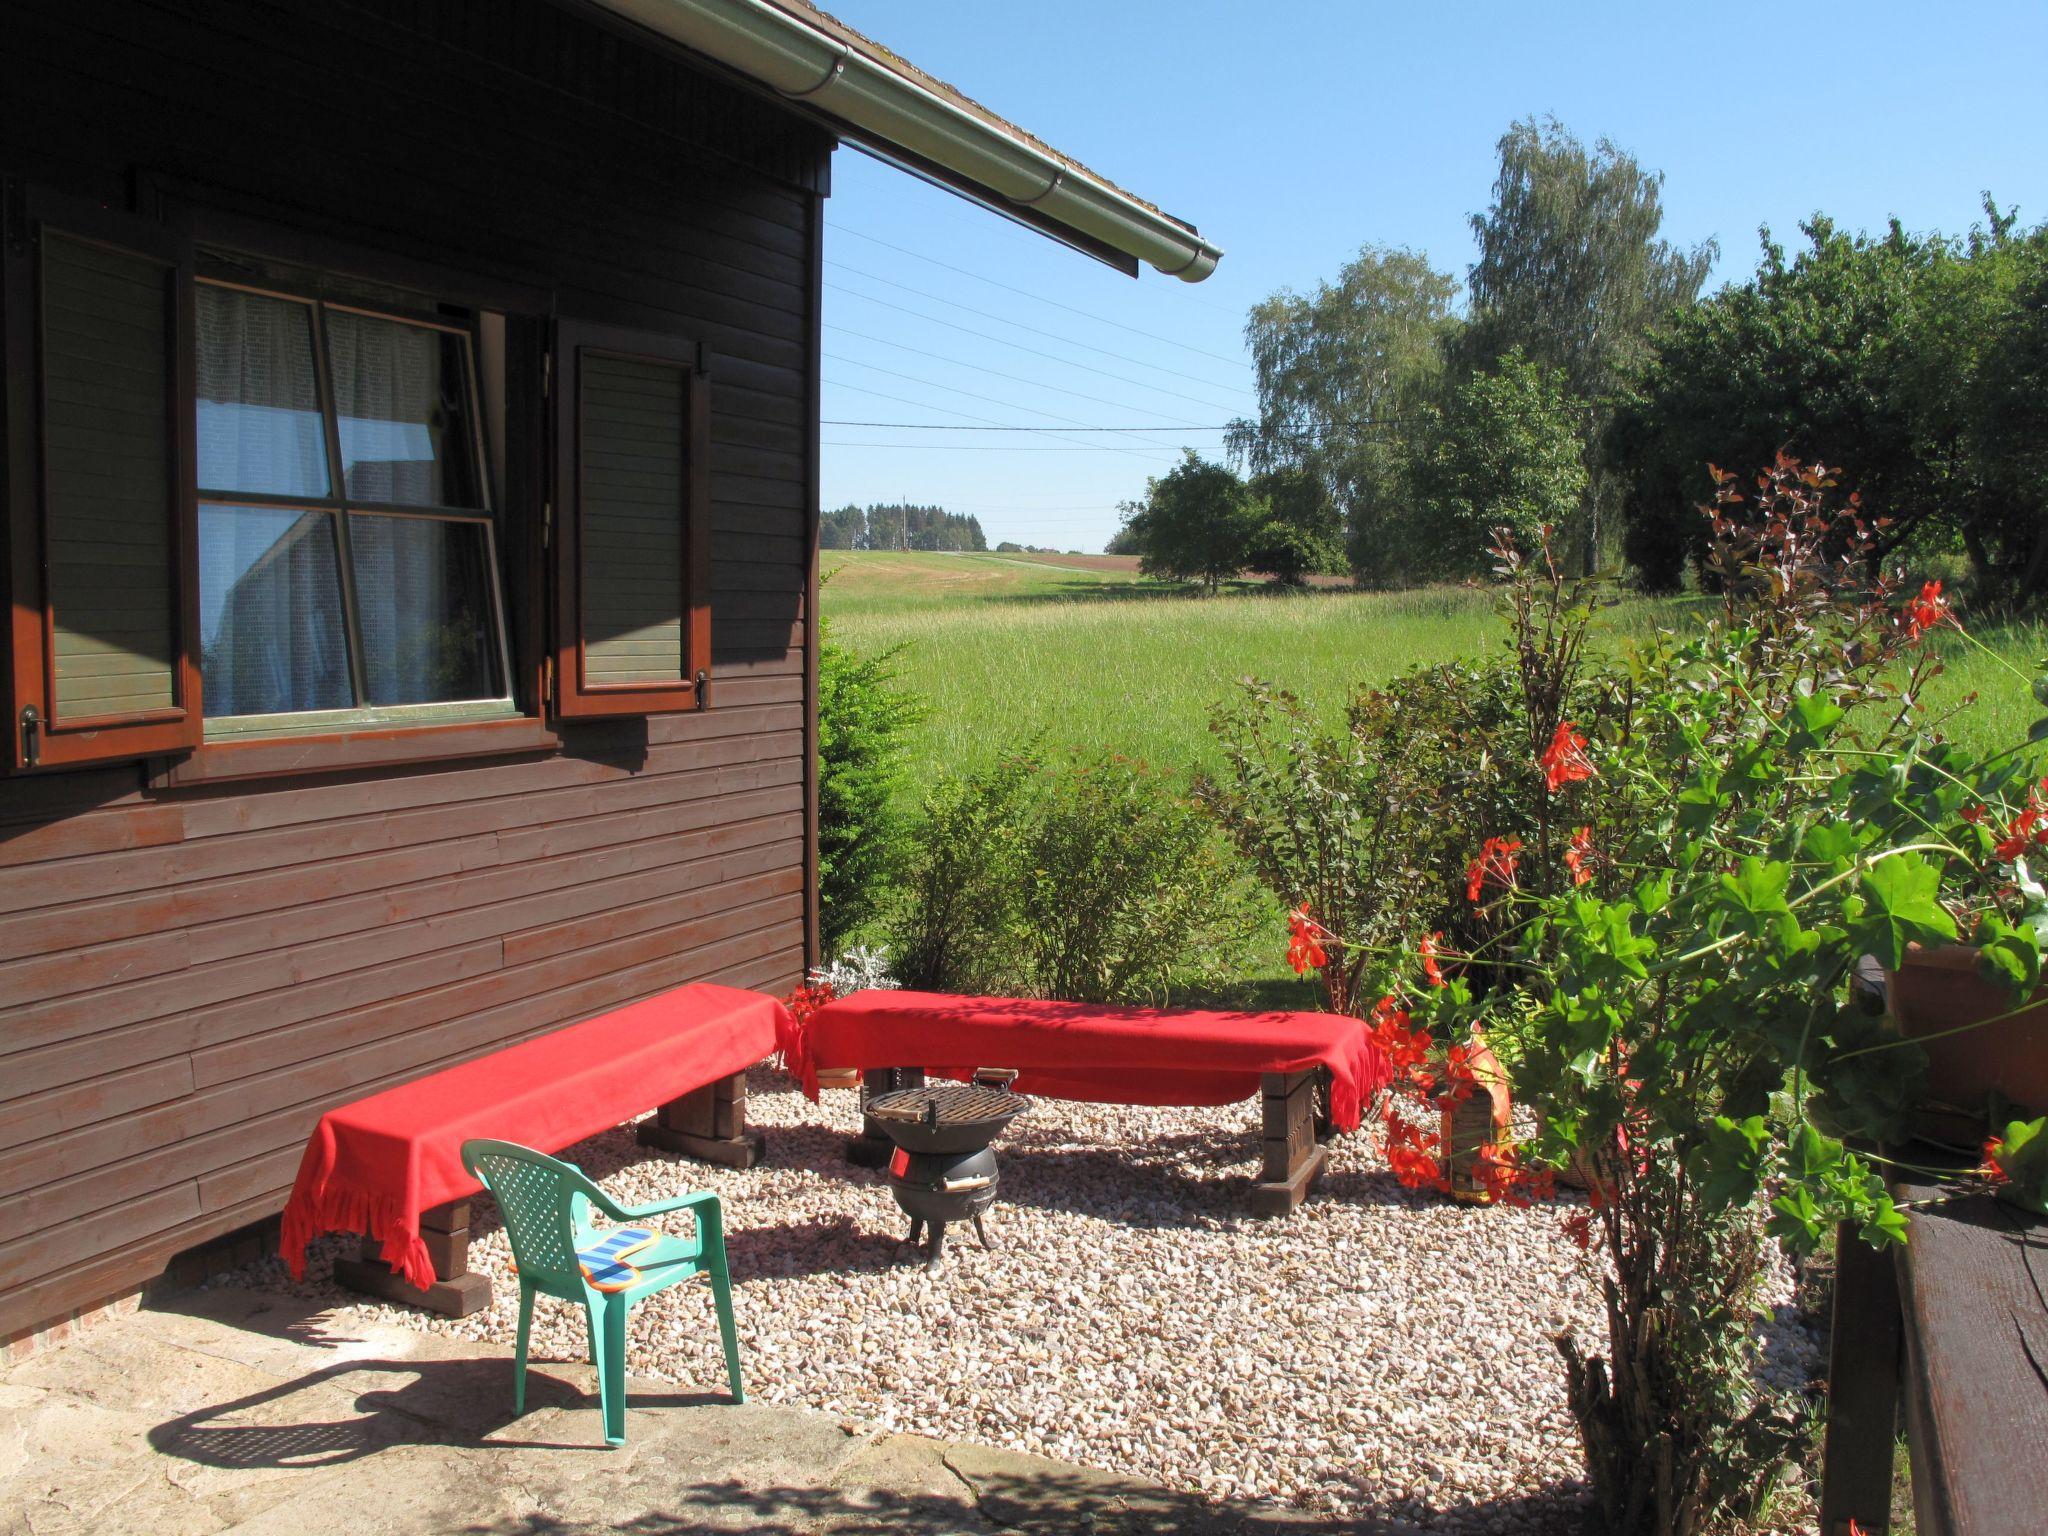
xmin=460 ymin=1138 xmax=743 ymax=1447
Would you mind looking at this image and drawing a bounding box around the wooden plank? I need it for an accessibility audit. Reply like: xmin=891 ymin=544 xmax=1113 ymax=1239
xmin=0 ymin=900 xmax=802 ymax=1205
xmin=1888 ymin=1171 xmax=2048 ymax=1534
xmin=0 ymin=1057 xmax=195 ymax=1153
xmin=2 ymin=934 xmax=805 ymax=1246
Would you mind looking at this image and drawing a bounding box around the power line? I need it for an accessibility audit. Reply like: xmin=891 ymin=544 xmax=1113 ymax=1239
xmin=826 ymin=323 xmax=1214 ymax=426
xmin=824 ymin=419 xmax=1229 ymax=433
xmin=826 ymin=238 xmax=1253 ymax=374
xmin=822 ymin=376 xmax=1177 ymax=464
xmin=827 ymin=282 xmax=1249 ymax=414
xmin=825 ymin=441 xmax=1173 ymax=452
xmin=825 ymin=352 xmax=1192 ymax=458
xmin=827 ymin=203 xmax=1251 ymax=319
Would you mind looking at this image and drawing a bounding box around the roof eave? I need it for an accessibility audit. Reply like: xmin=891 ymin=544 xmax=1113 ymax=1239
xmin=589 ymin=0 xmax=1224 ymax=282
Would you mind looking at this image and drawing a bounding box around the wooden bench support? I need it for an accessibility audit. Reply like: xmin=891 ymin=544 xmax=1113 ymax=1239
xmin=1250 ymin=1070 xmax=1330 ymax=1217
xmin=847 ymin=1067 xmax=925 ymax=1167
xmin=334 ymin=1198 xmax=493 ymax=1317
xmin=1818 ymin=1220 xmax=1903 ymax=1534
xmin=637 ymin=1070 xmax=767 ymax=1169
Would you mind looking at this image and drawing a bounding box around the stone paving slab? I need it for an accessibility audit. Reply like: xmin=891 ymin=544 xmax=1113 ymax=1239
xmin=0 ymin=1288 xmax=1320 ymax=1536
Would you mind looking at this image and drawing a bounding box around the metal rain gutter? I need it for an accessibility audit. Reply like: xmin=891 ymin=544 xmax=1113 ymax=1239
xmin=594 ymin=0 xmax=1225 ymax=282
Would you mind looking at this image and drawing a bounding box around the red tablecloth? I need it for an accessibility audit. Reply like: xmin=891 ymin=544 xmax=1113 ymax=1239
xmin=281 ymin=983 xmax=787 ymax=1288
xmin=778 ymin=990 xmax=1387 ymax=1133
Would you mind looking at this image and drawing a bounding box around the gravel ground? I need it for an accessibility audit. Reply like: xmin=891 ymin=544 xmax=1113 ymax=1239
xmin=218 ymin=1067 xmax=1821 ymax=1533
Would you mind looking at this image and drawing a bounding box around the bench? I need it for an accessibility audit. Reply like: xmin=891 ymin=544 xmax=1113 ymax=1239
xmin=279 ymin=983 xmax=786 ymax=1317
xmin=1818 ymin=1149 xmax=2048 ymax=1534
xmin=777 ymin=990 xmax=1390 ymax=1215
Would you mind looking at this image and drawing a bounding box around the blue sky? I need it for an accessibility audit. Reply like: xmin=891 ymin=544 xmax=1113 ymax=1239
xmin=817 ymin=1 xmax=2048 ymax=552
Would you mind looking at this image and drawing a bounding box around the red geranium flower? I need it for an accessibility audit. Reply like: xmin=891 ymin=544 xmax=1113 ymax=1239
xmin=1286 ymin=904 xmax=1328 ymax=974
xmin=1382 ymin=1111 xmax=1443 ymax=1190
xmin=1419 ymin=931 xmax=1446 ymax=987
xmin=1962 ymin=804 xmax=1987 ymax=825
xmin=782 ymin=981 xmax=836 ymax=1028
xmin=1539 ymin=721 xmax=1596 ymax=793
xmin=1562 ymin=1208 xmax=1596 ymax=1252
xmin=1465 ymin=835 xmax=1524 ymax=903
xmin=1563 ymin=825 xmax=1597 ymax=887
xmin=1982 ymin=1136 xmax=2008 ymax=1183
xmin=1903 ymin=578 xmax=1955 ymax=642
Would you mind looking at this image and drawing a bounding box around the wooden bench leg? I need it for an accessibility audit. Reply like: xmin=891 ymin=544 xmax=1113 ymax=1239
xmin=1818 ymin=1220 xmax=1903 ymax=1534
xmin=847 ymin=1066 xmax=924 ymax=1167
xmin=334 ymin=1198 xmax=494 ymax=1317
xmin=638 ymin=1070 xmax=767 ymax=1169
xmin=1249 ymin=1070 xmax=1329 ymax=1216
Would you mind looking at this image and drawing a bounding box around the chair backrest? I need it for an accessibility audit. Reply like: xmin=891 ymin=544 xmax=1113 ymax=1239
xmin=461 ymin=1138 xmax=599 ymax=1298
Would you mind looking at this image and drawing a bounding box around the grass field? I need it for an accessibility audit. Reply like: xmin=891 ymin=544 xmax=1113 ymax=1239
xmin=823 ymin=551 xmax=2042 ymax=795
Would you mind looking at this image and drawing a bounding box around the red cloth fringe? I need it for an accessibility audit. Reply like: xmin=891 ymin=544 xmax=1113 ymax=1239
xmin=280 ymin=1178 xmax=434 ymax=1290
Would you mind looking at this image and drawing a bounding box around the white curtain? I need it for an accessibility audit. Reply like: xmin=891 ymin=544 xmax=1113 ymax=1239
xmin=194 ymin=288 xmax=328 ymax=498
xmin=326 ymin=313 xmax=449 ymax=506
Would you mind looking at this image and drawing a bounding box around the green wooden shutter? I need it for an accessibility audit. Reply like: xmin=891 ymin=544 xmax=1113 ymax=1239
xmin=3 ymin=188 xmax=200 ymax=770
xmin=551 ymin=320 xmax=709 ymax=718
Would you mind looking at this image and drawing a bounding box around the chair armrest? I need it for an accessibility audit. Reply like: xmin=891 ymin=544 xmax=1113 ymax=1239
xmin=587 ymin=1186 xmax=722 ymax=1225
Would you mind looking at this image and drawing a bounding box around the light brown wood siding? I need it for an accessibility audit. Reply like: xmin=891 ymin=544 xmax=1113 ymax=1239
xmin=41 ymin=234 xmax=179 ymax=719
xmin=0 ymin=0 xmax=826 ymax=1340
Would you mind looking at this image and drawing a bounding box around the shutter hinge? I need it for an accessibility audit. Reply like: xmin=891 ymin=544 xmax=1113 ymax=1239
xmin=19 ymin=706 xmax=40 ymax=769
xmin=2 ymin=182 xmax=27 ymax=260
xmin=542 ymin=655 xmax=554 ymax=701
xmin=542 ymin=500 xmax=552 ymax=548
xmin=543 ymin=350 xmax=554 ymax=398
xmin=694 ymin=668 xmax=710 ymax=710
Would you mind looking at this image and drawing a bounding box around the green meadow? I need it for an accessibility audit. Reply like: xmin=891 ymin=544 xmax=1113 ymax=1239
xmin=822 ymin=551 xmax=2041 ymax=795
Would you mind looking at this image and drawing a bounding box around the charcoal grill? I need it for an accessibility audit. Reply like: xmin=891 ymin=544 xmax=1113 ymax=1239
xmin=866 ymin=1079 xmax=1029 ymax=1271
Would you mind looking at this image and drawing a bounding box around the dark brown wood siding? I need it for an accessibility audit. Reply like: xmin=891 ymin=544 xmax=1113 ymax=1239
xmin=0 ymin=0 xmax=827 ymax=1339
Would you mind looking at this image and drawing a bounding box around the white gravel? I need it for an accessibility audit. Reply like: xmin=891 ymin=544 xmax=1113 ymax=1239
xmin=218 ymin=1066 xmax=1820 ymax=1532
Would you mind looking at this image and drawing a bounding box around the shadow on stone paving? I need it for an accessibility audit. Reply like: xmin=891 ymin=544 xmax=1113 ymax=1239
xmin=449 ymin=1476 xmax=1589 ymax=1536
xmin=147 ymin=1353 xmax=700 ymax=1466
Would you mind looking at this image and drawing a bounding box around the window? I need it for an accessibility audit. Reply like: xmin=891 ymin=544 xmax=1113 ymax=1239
xmin=193 ymin=279 xmax=512 ymax=736
xmin=5 ymin=187 xmax=715 ymax=775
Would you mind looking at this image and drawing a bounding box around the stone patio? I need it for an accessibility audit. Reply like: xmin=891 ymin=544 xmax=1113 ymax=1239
xmin=0 ymin=1286 xmax=1327 ymax=1536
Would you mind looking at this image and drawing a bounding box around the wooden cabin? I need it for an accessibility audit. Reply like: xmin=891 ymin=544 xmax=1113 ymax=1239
xmin=0 ymin=0 xmax=1219 ymax=1345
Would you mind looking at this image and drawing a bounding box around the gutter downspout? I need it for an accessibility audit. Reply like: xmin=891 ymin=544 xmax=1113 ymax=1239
xmin=595 ymin=0 xmax=1224 ymax=282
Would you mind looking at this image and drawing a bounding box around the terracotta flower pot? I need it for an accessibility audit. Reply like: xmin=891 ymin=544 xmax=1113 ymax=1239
xmin=1884 ymin=943 xmax=2048 ymax=1146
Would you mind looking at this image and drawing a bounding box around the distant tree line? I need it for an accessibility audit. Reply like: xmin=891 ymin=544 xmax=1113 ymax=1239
xmin=821 ymin=503 xmax=987 ymax=552
xmin=1126 ymin=114 xmax=2047 ymax=605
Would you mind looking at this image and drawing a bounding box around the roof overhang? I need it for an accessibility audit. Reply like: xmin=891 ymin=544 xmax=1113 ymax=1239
xmin=588 ymin=0 xmax=1225 ymax=282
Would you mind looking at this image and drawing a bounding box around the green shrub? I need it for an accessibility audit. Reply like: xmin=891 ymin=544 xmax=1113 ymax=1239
xmin=886 ymin=750 xmax=1253 ymax=1004
xmin=816 ymin=624 xmax=926 ymax=953
xmin=885 ymin=755 xmax=1034 ymax=994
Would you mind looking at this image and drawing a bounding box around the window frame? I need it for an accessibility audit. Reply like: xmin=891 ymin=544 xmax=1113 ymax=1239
xmin=3 ymin=185 xmax=203 ymax=770
xmin=551 ymin=317 xmax=712 ymax=719
xmin=192 ymin=273 xmax=519 ymax=740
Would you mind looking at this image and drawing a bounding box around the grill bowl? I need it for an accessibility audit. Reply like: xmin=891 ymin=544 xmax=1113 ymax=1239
xmin=865 ymin=1082 xmax=1030 ymax=1154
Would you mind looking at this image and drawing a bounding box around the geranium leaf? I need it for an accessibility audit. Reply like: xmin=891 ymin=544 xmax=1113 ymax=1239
xmin=1847 ymin=853 xmax=1958 ymax=970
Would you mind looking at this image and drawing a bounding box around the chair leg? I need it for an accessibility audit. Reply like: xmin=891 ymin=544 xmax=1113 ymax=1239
xmin=709 ymin=1243 xmax=744 ymax=1404
xmin=596 ymin=1297 xmax=629 ymax=1448
xmin=513 ymin=1283 xmax=536 ymax=1416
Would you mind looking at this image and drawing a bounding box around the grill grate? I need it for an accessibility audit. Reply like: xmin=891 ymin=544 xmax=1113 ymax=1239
xmin=866 ymin=1082 xmax=1025 ymax=1127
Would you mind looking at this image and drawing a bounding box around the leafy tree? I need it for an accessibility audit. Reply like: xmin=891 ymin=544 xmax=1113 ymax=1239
xmin=1464 ymin=117 xmax=1714 ymax=569
xmin=1245 ymin=467 xmax=1346 ymax=584
xmin=1901 ymin=210 xmax=2048 ymax=598
xmin=1401 ymin=351 xmax=1588 ymax=579
xmin=1115 ymin=452 xmax=1264 ymax=592
xmin=1609 ymin=218 xmax=1933 ymax=589
xmin=824 ymin=503 xmax=987 ymax=552
xmin=1227 ymin=246 xmax=1459 ymax=583
xmin=816 ymin=625 xmax=926 ymax=952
